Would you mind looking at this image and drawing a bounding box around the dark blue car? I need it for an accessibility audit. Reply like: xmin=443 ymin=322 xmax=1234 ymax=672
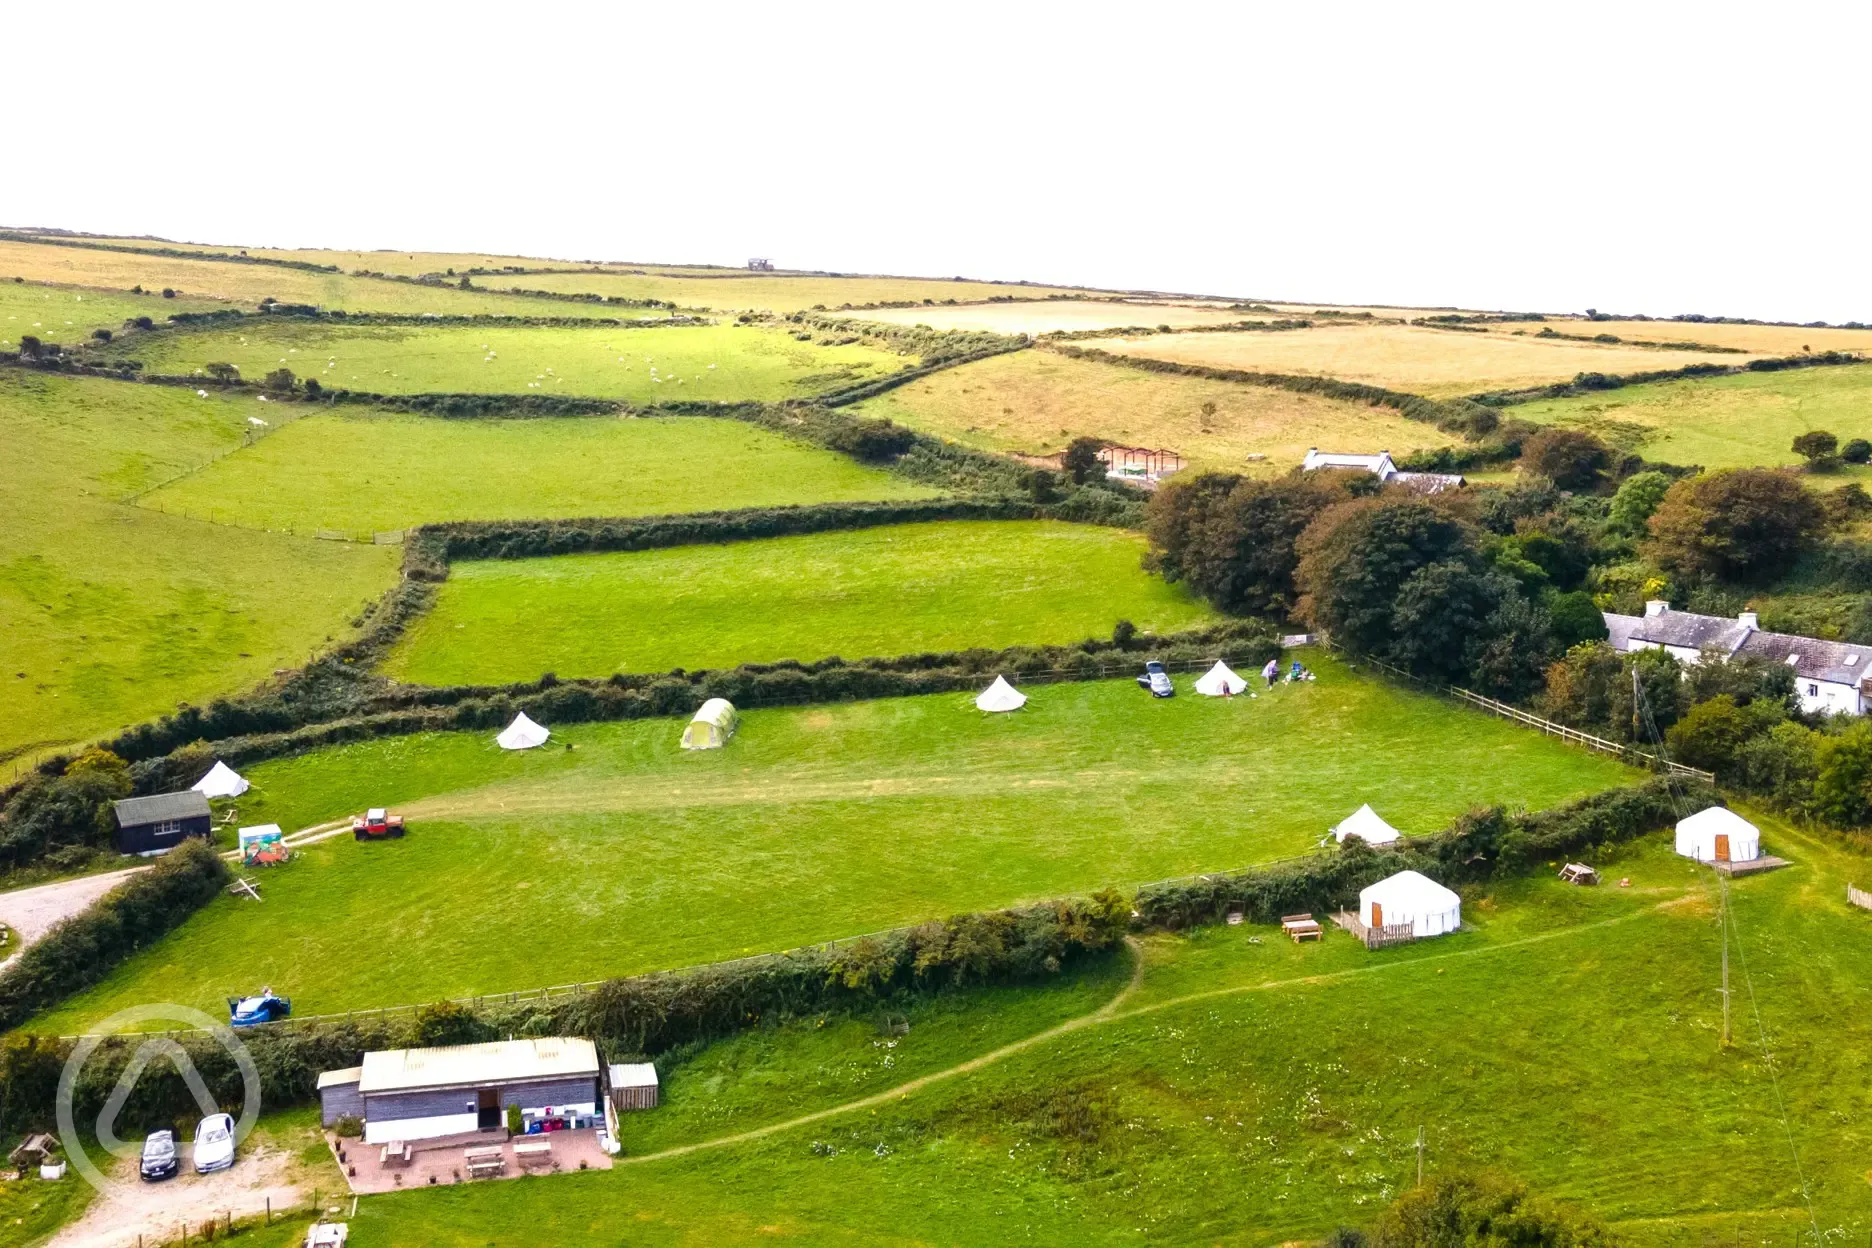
xmin=228 ymin=988 xmax=291 ymax=1027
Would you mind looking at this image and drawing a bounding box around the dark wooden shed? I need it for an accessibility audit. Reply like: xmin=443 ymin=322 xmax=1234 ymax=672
xmin=111 ymin=790 xmax=213 ymax=856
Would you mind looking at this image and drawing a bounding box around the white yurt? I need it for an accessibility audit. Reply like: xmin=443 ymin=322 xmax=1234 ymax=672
xmin=681 ymin=698 xmax=739 ymax=750
xmin=1333 ymin=804 xmax=1401 ymax=846
xmin=1674 ymin=806 xmax=1760 ymax=864
xmin=1192 ymin=660 xmax=1247 ymax=697
xmin=191 ymin=760 xmax=250 ymax=799
xmin=496 ymin=712 xmax=551 ymax=750
xmin=975 ymin=676 xmax=1027 ymax=713
xmin=1359 ymin=869 xmax=1461 ymax=937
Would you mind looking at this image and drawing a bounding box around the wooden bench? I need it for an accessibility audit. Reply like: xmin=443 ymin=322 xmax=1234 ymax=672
xmin=1559 ymin=863 xmax=1599 ymax=885
xmin=1281 ymin=913 xmax=1323 ymax=942
xmin=513 ymin=1140 xmax=553 ymax=1169
xmin=463 ymin=1146 xmax=506 ymax=1179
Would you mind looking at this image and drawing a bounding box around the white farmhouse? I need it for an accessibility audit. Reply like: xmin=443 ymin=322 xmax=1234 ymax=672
xmin=1300 ymin=448 xmax=1464 ymax=494
xmin=1603 ymin=601 xmax=1872 ymax=717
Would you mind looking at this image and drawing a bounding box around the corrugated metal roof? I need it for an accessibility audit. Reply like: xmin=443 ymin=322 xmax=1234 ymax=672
xmin=358 ymin=1037 xmax=599 ymax=1095
xmin=608 ymin=1062 xmax=658 ymax=1090
xmin=317 ymin=1066 xmax=363 ymax=1090
xmin=112 ymin=790 xmax=211 ymax=826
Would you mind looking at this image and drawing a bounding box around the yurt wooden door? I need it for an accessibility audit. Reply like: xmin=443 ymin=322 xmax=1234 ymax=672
xmin=1714 ymin=834 xmax=1731 ymax=862
xmin=1370 ymin=902 xmax=1384 ymax=927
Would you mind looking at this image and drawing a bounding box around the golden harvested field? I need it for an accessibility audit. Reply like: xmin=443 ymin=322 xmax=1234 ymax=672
xmin=0 ymin=239 xmax=637 ymax=318
xmin=1481 ymin=317 xmax=1872 ymax=356
xmin=1263 ymin=301 xmax=1501 ymax=320
xmin=841 ymin=299 xmax=1266 ymax=335
xmin=473 ymin=269 xmax=1095 ymax=314
xmin=1082 ymin=322 xmax=1761 ymax=399
xmin=852 ymin=346 xmax=1466 ymax=473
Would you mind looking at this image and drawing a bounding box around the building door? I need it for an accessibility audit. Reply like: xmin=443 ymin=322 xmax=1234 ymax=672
xmin=1714 ymin=834 xmax=1731 ymax=863
xmin=477 ymin=1089 xmax=500 ymax=1131
xmin=1370 ymin=902 xmax=1384 ymax=928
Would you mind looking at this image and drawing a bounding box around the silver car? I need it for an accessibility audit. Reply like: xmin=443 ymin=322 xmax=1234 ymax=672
xmin=192 ymin=1113 xmax=236 ymax=1174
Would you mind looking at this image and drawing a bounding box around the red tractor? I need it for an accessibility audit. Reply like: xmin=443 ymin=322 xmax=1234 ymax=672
xmin=352 ymin=808 xmax=406 ymax=841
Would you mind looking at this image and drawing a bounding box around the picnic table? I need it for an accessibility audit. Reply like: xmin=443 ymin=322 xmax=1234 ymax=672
xmin=463 ymin=1145 xmax=506 ymax=1179
xmin=513 ymin=1139 xmax=554 ymax=1169
xmin=379 ymin=1139 xmax=411 ymax=1168
xmin=1281 ymin=913 xmax=1323 ymax=942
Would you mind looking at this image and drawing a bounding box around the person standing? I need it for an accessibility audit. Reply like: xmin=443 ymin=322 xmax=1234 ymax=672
xmin=1262 ymin=657 xmax=1279 ymax=689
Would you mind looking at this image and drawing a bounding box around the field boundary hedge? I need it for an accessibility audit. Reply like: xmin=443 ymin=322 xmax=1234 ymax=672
xmin=0 ymin=776 xmax=1699 ymax=1133
xmin=1040 ymin=318 xmax=1312 ymax=344
xmin=1469 ymin=351 xmax=1869 ymax=406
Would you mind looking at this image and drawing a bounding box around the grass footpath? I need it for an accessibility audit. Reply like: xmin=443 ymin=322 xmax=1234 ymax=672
xmin=318 ymin=818 xmax=1872 ymax=1246
xmin=142 ymin=409 xmax=937 ymax=534
xmin=1510 ymin=362 xmax=1872 ymax=485
xmin=99 ymin=319 xmax=911 ymax=403
xmin=853 ymin=347 xmax=1467 ymax=473
xmin=28 ymin=657 xmax=1634 ymax=1032
xmin=383 ymin=520 xmax=1213 ymax=684
xmin=0 ymin=371 xmax=398 ymax=760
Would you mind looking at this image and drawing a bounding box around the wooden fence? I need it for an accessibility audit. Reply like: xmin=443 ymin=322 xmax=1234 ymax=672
xmin=1449 ymin=689 xmax=1715 ymax=782
xmin=1331 ymin=910 xmax=1417 ymax=950
xmin=1849 ymin=884 xmax=1872 ymax=912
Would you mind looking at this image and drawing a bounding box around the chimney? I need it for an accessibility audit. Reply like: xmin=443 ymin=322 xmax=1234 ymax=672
xmin=1739 ymin=610 xmax=1759 ymax=630
xmin=1645 ymin=599 xmax=1669 ymax=618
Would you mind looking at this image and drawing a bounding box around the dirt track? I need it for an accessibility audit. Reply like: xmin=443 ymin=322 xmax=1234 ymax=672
xmin=0 ymin=867 xmax=145 ymax=963
xmin=48 ymin=1145 xmax=308 ymax=1248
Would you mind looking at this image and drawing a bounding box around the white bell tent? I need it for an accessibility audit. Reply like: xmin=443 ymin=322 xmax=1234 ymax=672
xmin=1675 ymin=806 xmax=1760 ymax=864
xmin=1192 ymin=661 xmax=1247 ymax=697
xmin=975 ymin=676 xmax=1027 ymax=713
xmin=1359 ymin=870 xmax=1461 ymax=937
xmin=681 ymin=698 xmax=739 ymax=750
xmin=496 ymin=712 xmax=551 ymax=751
xmin=191 ymin=760 xmax=250 ymax=799
xmin=1333 ymin=804 xmax=1401 ymax=846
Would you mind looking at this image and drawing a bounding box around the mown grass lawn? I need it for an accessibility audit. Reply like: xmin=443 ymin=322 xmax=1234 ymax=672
xmin=0 ymin=371 xmax=398 ymax=760
xmin=141 ymin=409 xmax=937 ymax=535
xmin=1511 ymin=362 xmax=1872 ymax=485
xmin=29 ymin=657 xmax=1634 ymax=1032
xmin=323 ymin=817 xmax=1872 ymax=1247
xmin=0 ymin=279 xmax=231 ymax=349
xmin=383 ymin=520 xmax=1211 ymax=684
xmin=97 ymin=320 xmax=911 ymax=402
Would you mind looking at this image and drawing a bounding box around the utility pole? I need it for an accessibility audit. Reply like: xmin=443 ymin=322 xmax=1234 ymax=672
xmin=1720 ymin=878 xmax=1732 ymax=1048
xmin=1416 ymin=1125 xmax=1425 ymax=1186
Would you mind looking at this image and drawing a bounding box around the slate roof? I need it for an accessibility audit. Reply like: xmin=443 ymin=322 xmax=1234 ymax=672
xmin=1603 ymin=612 xmax=1644 ymax=652
xmin=1604 ymin=608 xmax=1872 ymax=686
xmin=1738 ymin=631 xmax=1872 ymax=686
xmin=111 ymin=790 xmax=211 ymax=827
xmin=1621 ymin=610 xmax=1753 ymax=655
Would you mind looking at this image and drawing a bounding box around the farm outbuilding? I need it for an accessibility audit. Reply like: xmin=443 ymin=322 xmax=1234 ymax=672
xmin=1675 ymin=806 xmax=1760 ymax=864
xmin=1333 ymin=804 xmax=1401 ymax=846
xmin=975 ymin=675 xmax=1026 ymax=712
xmin=607 ymin=1063 xmax=659 ymax=1111
xmin=323 ymin=1036 xmax=603 ymax=1146
xmin=110 ymin=790 xmax=212 ymax=856
xmin=1359 ymin=869 xmax=1461 ymax=937
xmin=496 ymin=712 xmax=551 ymax=750
xmin=680 ymin=698 xmax=738 ymax=750
xmin=191 ymin=760 xmax=250 ymax=799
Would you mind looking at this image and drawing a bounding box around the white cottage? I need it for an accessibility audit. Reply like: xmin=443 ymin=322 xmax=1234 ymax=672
xmin=1301 ymin=448 xmax=1464 ymax=494
xmin=1603 ymin=602 xmax=1872 ymax=716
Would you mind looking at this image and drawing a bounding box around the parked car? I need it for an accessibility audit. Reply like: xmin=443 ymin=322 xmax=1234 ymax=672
xmin=193 ymin=1113 xmax=236 ymax=1174
xmin=1135 ymin=661 xmax=1174 ymax=698
xmin=139 ymin=1129 xmax=179 ymax=1182
xmin=229 ymin=987 xmax=291 ymax=1027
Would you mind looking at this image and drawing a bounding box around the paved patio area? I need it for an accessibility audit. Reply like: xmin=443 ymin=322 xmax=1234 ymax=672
xmin=330 ymin=1127 xmax=612 ymax=1195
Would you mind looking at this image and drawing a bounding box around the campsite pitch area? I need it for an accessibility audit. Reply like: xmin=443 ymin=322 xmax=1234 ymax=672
xmin=1508 ymin=362 xmax=1872 ymax=483
xmin=316 ymin=817 xmax=1872 ymax=1248
xmin=98 ymin=319 xmax=911 ymax=403
xmin=852 ymin=347 xmax=1468 ymax=473
xmin=0 ymin=279 xmax=232 ymax=348
xmin=0 ymin=371 xmax=397 ymax=761
xmin=383 ymin=520 xmax=1212 ymax=684
xmin=1080 ymin=323 xmax=1762 ymax=399
xmin=0 ymin=237 xmax=643 ymax=318
xmin=28 ymin=655 xmax=1635 ymax=1031
xmin=141 ymin=410 xmax=937 ymax=534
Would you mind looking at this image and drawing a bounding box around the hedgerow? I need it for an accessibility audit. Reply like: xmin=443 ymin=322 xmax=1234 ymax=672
xmin=1469 ymin=351 xmax=1868 ymax=406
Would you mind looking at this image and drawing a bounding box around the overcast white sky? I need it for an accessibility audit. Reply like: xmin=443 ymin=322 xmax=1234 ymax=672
xmin=9 ymin=2 xmax=1868 ymax=322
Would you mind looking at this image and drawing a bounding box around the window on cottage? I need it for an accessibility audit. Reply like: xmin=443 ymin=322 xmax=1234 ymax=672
xmin=1809 ymin=684 xmax=1819 ymax=697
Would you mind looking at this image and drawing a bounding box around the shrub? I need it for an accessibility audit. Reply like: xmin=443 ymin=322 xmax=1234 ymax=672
xmin=262 ymin=367 xmax=297 ymax=393
xmin=824 ymin=417 xmax=916 ymax=462
xmin=332 ymin=1115 xmax=363 ymax=1138
xmin=1792 ymin=429 xmax=1840 ymax=469
xmin=1061 ymin=437 xmax=1106 ymax=484
xmin=1519 ymin=428 xmax=1611 ymax=491
xmin=203 ymin=362 xmax=240 ymax=383
xmin=1843 ymin=438 xmax=1872 ymax=464
xmin=1370 ymin=1170 xmax=1615 ymax=1248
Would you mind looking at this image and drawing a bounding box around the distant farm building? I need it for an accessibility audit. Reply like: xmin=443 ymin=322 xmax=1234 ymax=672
xmin=747 ymin=258 xmax=775 ymax=271
xmin=110 ymin=791 xmax=212 ymax=856
xmin=1029 ymin=443 xmax=1185 ymax=483
xmin=320 ymin=1037 xmax=604 ymax=1145
xmin=1301 ymin=448 xmax=1464 ymax=494
xmin=1605 ymin=602 xmax=1872 ymax=716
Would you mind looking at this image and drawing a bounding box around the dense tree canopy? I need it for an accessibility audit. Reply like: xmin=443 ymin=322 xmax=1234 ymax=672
xmin=1645 ymin=468 xmax=1827 ymax=582
xmin=1144 ymin=472 xmax=1348 ymax=615
xmin=1519 ymin=427 xmax=1612 ymax=491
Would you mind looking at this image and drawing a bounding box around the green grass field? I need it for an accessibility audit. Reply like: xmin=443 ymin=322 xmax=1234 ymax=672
xmin=142 ymin=410 xmax=937 ymax=534
xmin=0 ymin=371 xmax=398 ymax=760
xmin=473 ymin=270 xmax=1095 ymax=314
xmin=0 ymin=279 xmax=232 ymax=348
xmin=383 ymin=520 xmax=1213 ymax=684
xmin=852 ymin=347 xmax=1467 ymax=474
xmin=1511 ymin=362 xmax=1872 ymax=483
xmin=28 ymin=656 xmax=1634 ymax=1032
xmin=232 ymin=812 xmax=1870 ymax=1247
xmin=0 ymin=237 xmax=662 ymax=319
xmin=97 ymin=319 xmax=911 ymax=401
